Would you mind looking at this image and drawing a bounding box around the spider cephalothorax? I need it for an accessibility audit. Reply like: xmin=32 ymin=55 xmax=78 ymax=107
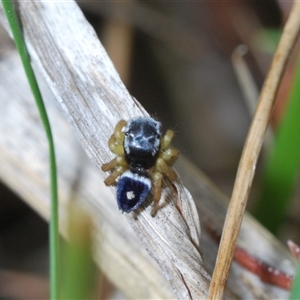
xmin=101 ymin=117 xmax=179 ymax=214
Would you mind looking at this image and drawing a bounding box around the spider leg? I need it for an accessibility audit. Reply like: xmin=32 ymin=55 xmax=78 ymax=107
xmin=155 ymin=157 xmax=177 ymax=181
xmin=102 ymin=120 xmax=129 ymax=186
xmin=162 ymin=148 xmax=179 ymax=166
xmin=151 ymin=172 xmax=163 ymax=215
xmin=101 ymin=155 xmax=128 ymax=172
xmin=108 ymin=120 xmax=127 ymax=155
xmin=102 ymin=155 xmax=128 ymax=186
xmin=161 ymin=130 xmax=175 ymax=149
xmin=109 ymin=133 xmax=125 ymax=155
xmin=103 ymin=165 xmax=127 ymax=186
xmin=150 ymin=133 xmax=178 ymax=214
xmin=114 ymin=119 xmax=127 ymax=132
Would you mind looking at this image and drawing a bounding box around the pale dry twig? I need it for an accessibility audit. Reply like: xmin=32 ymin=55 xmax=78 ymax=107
xmin=208 ymin=2 xmax=300 ymax=299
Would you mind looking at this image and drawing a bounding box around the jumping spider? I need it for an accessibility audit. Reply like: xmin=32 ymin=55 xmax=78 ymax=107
xmin=101 ymin=117 xmax=179 ymax=215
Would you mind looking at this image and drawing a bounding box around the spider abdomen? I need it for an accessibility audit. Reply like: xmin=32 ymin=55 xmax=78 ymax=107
xmin=117 ymin=171 xmax=151 ymax=212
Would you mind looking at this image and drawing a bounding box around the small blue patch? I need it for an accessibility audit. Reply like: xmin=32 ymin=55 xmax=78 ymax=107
xmin=117 ymin=171 xmax=151 ymax=212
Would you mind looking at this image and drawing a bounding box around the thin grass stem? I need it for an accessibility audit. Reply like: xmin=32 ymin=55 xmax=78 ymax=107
xmin=1 ymin=1 xmax=59 ymax=299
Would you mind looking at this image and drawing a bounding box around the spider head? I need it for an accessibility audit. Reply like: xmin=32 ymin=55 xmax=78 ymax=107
xmin=124 ymin=117 xmax=161 ymax=169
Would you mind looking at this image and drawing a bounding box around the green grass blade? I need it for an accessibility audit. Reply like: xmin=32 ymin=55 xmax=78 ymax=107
xmin=290 ymin=262 xmax=300 ymax=299
xmin=1 ymin=1 xmax=59 ymax=298
xmin=254 ymin=53 xmax=300 ymax=234
xmin=61 ymin=206 xmax=96 ymax=300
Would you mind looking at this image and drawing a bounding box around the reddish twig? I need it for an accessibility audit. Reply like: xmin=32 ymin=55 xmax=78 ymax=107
xmin=205 ymin=220 xmax=293 ymax=290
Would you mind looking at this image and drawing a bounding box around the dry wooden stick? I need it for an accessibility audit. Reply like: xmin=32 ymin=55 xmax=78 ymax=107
xmin=208 ymin=2 xmax=300 ymax=299
xmin=231 ymin=45 xmax=259 ymax=115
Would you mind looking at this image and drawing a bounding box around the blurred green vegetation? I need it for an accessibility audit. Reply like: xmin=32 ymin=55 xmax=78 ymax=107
xmin=254 ymin=53 xmax=300 ymax=234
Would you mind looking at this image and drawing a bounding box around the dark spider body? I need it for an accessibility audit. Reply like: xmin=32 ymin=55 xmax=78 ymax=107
xmin=124 ymin=117 xmax=161 ymax=172
xmin=117 ymin=117 xmax=160 ymax=212
xmin=102 ymin=117 xmax=178 ymax=214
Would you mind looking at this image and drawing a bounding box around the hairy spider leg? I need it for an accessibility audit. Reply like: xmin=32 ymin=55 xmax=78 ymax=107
xmin=150 ymin=156 xmax=178 ymax=215
xmin=114 ymin=119 xmax=127 ymax=133
xmin=156 ymin=157 xmax=177 ymax=181
xmin=102 ymin=120 xmax=129 ymax=185
xmin=108 ymin=120 xmax=127 ymax=155
xmin=161 ymin=130 xmax=174 ymax=149
xmin=160 ymin=130 xmax=179 ymax=165
xmin=103 ymin=165 xmax=128 ymax=186
xmin=102 ymin=155 xmax=128 ymax=172
xmin=162 ymin=148 xmax=179 ymax=166
xmin=109 ymin=133 xmax=125 ymax=155
xmin=151 ymin=171 xmax=163 ymax=215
